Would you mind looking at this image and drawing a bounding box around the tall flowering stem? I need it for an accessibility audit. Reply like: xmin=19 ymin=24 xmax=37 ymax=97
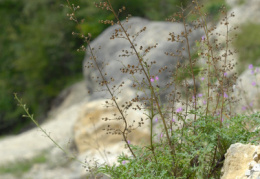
xmin=181 ymin=8 xmax=197 ymax=122
xmin=106 ymin=0 xmax=174 ymax=152
xmin=220 ymin=8 xmax=229 ymax=127
xmin=66 ymin=0 xmax=136 ymax=158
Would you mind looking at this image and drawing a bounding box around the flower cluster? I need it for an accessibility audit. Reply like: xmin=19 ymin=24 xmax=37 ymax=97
xmin=150 ymin=76 xmax=159 ymax=82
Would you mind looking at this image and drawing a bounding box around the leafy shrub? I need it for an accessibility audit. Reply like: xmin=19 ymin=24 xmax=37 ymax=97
xmin=98 ymin=112 xmax=260 ymax=178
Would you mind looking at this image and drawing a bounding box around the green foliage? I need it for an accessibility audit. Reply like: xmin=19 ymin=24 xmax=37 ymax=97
xmin=97 ymin=113 xmax=260 ymax=178
xmin=188 ymin=0 xmax=229 ymax=22
xmin=238 ymin=0 xmax=246 ymax=5
xmin=233 ymin=23 xmax=260 ymax=73
xmin=0 ymin=0 xmax=84 ymax=134
xmin=201 ymin=0 xmax=229 ymax=20
xmin=0 ymin=152 xmax=47 ymax=176
xmin=142 ymin=0 xmax=189 ymax=20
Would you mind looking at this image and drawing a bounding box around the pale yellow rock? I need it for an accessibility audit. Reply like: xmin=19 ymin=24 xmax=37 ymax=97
xmin=73 ymin=99 xmax=150 ymax=155
xmin=221 ymin=143 xmax=257 ymax=179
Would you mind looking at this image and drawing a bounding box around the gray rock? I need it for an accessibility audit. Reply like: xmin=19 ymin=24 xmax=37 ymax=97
xmin=83 ymin=17 xmax=202 ymax=101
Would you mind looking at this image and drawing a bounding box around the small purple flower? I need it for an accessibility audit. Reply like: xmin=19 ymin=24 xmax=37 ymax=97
xmin=172 ymin=118 xmax=175 ymax=122
xmin=201 ymin=77 xmax=205 ymax=81
xmin=251 ymin=70 xmax=255 ymax=75
xmin=203 ymin=100 xmax=207 ymax=105
xmin=242 ymin=106 xmax=247 ymax=111
xmin=154 ymin=117 xmax=158 ymax=122
xmin=221 ymin=118 xmax=224 ymax=123
xmin=122 ymin=160 xmax=126 ymax=165
xmin=249 ymin=64 xmax=253 ymax=69
xmin=198 ymin=93 xmax=203 ymax=97
xmin=155 ymin=76 xmax=159 ymax=81
xmin=224 ymin=72 xmax=227 ymax=76
xmin=201 ymin=36 xmax=205 ymax=41
xmin=176 ymin=107 xmax=182 ymax=113
xmin=127 ymin=140 xmax=130 ymax=144
xmin=224 ymin=92 xmax=228 ymax=98
xmin=252 ymin=81 xmax=256 ymax=86
xmin=150 ymin=78 xmax=154 ymax=82
xmin=160 ymin=133 xmax=163 ymax=138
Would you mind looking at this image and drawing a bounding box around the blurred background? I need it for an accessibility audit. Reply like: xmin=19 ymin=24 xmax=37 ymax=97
xmin=1 ymin=0 xmax=257 ymax=136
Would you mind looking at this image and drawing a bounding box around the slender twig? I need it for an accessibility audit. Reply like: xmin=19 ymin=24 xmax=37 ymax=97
xmin=106 ymin=0 xmax=174 ymax=152
xmin=181 ymin=8 xmax=197 ymax=122
xmin=87 ymin=44 xmax=136 ymax=158
xmin=14 ymin=93 xmax=87 ymax=167
xmin=220 ymin=9 xmax=229 ymax=127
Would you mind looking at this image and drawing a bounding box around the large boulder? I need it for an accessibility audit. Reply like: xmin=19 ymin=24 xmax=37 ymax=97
xmin=83 ymin=17 xmax=202 ymax=101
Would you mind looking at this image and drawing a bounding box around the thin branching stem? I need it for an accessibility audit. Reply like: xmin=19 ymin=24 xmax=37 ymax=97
xmin=106 ymin=0 xmax=174 ymax=151
xmin=66 ymin=0 xmax=136 ymax=158
xmin=14 ymin=93 xmax=87 ymax=167
xmin=220 ymin=9 xmax=229 ymax=127
xmin=87 ymin=45 xmax=136 ymax=158
xmin=181 ymin=9 xmax=197 ymax=122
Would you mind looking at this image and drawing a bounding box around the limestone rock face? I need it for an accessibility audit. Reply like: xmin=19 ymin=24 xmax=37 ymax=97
xmin=221 ymin=143 xmax=260 ymax=179
xmin=74 ymin=103 xmax=150 ymax=154
xmin=73 ymin=88 xmax=151 ymax=164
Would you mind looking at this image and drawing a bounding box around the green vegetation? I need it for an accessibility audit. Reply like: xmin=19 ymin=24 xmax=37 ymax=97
xmin=0 ymin=0 xmax=84 ymax=135
xmin=201 ymin=0 xmax=229 ymax=20
xmin=233 ymin=23 xmax=260 ymax=74
xmin=187 ymin=0 xmax=229 ymax=22
xmin=0 ymin=152 xmax=47 ymax=176
xmin=98 ymin=113 xmax=260 ymax=178
xmin=238 ymin=0 xmax=246 ymax=5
